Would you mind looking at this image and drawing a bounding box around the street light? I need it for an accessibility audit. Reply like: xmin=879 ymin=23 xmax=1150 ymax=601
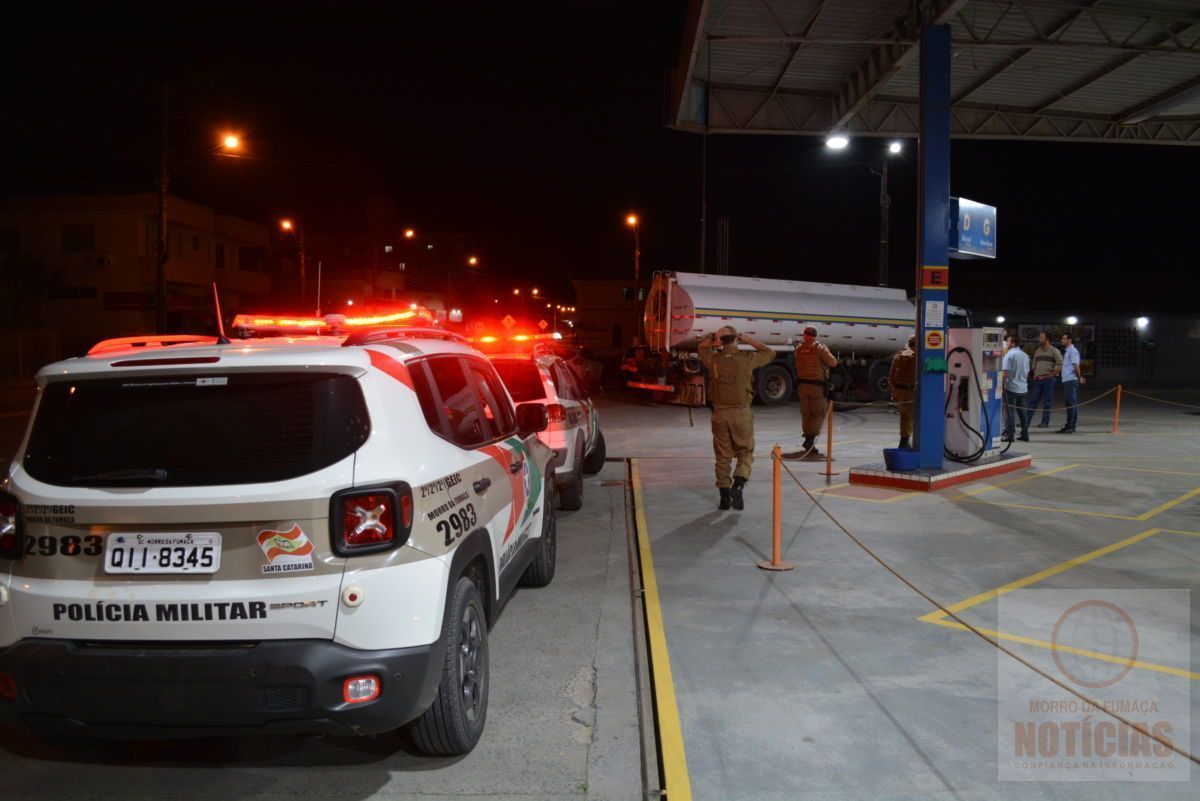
xmin=532 ymin=288 xmax=539 ymax=296
xmin=1066 ymin=316 xmax=1079 ymax=325
xmin=155 ymin=132 xmax=242 ymax=333
xmin=625 ymin=213 xmax=641 ymax=282
xmin=279 ymin=219 xmax=309 ymax=309
xmin=404 ymin=228 xmax=415 ymax=239
xmin=888 ymin=140 xmax=903 ymax=154
xmin=996 ymin=315 xmax=1006 ymax=324
xmin=825 ymin=134 xmax=849 ymax=150
xmin=1136 ymin=316 xmax=1150 ymax=329
xmin=468 ymin=255 xmax=479 ymax=266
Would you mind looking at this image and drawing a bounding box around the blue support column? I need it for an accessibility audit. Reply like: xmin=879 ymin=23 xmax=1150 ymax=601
xmin=914 ymin=25 xmax=952 ymax=470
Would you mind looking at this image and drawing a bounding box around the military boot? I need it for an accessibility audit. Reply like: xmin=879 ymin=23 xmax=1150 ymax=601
xmin=899 ymin=436 xmax=911 ymax=449
xmin=729 ymin=477 xmax=747 ymax=511
xmin=718 ymin=488 xmax=732 ymax=510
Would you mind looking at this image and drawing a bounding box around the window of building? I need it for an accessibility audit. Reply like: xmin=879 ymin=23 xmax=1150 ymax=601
xmin=60 ymin=224 xmax=94 ymax=253
xmin=192 ymin=235 xmax=200 ymax=252
xmin=215 ymin=243 xmax=226 ymax=269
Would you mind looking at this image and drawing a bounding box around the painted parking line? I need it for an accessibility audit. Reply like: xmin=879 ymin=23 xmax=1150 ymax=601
xmin=920 ymin=527 xmax=1200 ymax=681
xmin=630 ymin=459 xmax=693 ymax=801
xmin=953 ymin=463 xmax=1200 ymax=521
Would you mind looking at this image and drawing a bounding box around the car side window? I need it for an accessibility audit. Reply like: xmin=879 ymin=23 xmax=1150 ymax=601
xmin=551 ymin=363 xmax=576 ymax=401
xmin=424 ymin=356 xmax=489 ymax=449
xmin=464 ymin=357 xmax=516 ymax=440
xmin=409 ymin=360 xmax=447 ymax=437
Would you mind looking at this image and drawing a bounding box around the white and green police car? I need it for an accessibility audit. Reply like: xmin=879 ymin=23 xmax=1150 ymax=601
xmin=0 ymin=327 xmax=557 ymax=755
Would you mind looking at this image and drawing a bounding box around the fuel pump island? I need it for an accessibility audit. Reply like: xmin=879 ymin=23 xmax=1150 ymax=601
xmin=849 ymin=181 xmax=1031 ymax=490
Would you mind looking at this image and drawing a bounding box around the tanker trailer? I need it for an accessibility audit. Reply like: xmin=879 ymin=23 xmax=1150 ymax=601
xmin=631 ymin=270 xmax=965 ymax=406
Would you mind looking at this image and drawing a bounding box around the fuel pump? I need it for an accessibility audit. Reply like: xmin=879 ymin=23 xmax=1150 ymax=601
xmin=944 ymin=327 xmax=1005 ymax=462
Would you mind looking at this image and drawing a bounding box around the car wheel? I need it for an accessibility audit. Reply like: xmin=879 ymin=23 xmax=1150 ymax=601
xmin=519 ymin=481 xmax=557 ymax=588
xmin=410 ymin=577 xmax=489 ymax=756
xmin=558 ymin=447 xmax=584 ymax=511
xmin=582 ymin=429 xmax=606 ymax=475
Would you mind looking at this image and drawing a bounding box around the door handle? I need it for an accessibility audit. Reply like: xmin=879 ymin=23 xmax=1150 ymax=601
xmin=510 ymin=461 xmax=522 ymax=474
xmin=473 ymin=478 xmax=491 ymax=494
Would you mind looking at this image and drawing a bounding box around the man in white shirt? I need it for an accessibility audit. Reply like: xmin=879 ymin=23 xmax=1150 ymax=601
xmin=1001 ymin=335 xmax=1030 ymax=442
xmin=1058 ymin=332 xmax=1086 ymax=433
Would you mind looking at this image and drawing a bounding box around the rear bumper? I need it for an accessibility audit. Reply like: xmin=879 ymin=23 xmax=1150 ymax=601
xmin=0 ymin=636 xmax=443 ymax=739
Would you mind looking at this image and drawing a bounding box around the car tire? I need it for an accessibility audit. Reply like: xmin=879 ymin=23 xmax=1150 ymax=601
xmin=519 ymin=481 xmax=557 ymax=588
xmin=558 ymin=448 xmax=584 ymax=511
xmin=582 ymin=430 xmax=606 ymax=475
xmin=410 ymin=577 xmax=489 ymax=756
xmin=755 ymin=364 xmax=794 ymax=406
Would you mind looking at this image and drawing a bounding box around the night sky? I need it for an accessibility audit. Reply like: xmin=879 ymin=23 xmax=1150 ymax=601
xmin=5 ymin=2 xmax=1199 ymax=313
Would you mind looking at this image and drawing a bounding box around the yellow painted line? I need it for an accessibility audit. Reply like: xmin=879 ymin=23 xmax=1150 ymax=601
xmin=1081 ymin=464 xmax=1200 ymax=478
xmin=953 ymin=463 xmax=1079 ymax=497
xmin=954 ymin=497 xmax=1138 ymax=520
xmin=1161 ymin=528 xmax=1200 ymax=537
xmin=918 ymin=528 xmax=1163 ymax=623
xmin=1137 ymin=485 xmax=1200 ymax=521
xmin=630 ymin=459 xmax=693 ymax=801
xmin=926 ymin=618 xmax=1200 ymax=681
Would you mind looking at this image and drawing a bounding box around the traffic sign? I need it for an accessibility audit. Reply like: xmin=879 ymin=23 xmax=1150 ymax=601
xmin=501 ymin=315 xmax=516 ymax=329
xmin=538 ymin=319 xmax=548 ymax=330
xmin=925 ymin=330 xmax=944 ymax=350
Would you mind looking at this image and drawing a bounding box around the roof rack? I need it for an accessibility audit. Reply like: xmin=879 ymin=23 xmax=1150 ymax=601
xmin=341 ymin=327 xmax=468 ymax=347
xmin=86 ymin=334 xmax=219 ymax=356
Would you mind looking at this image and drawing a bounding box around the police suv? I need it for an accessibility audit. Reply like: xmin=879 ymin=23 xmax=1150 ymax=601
xmin=490 ymin=350 xmax=605 ymax=511
xmin=0 ymin=325 xmax=557 ymax=755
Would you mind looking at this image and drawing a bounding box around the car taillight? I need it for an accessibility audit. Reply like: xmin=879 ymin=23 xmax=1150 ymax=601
xmin=0 ymin=491 xmax=20 ymax=560
xmin=341 ymin=493 xmax=394 ymax=547
xmin=0 ymin=672 xmax=15 ymax=701
xmin=547 ymin=403 xmax=566 ymax=423
xmin=330 ymin=484 xmax=412 ymax=556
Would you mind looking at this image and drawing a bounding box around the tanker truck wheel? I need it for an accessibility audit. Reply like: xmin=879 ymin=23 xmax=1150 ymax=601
xmin=868 ymin=361 xmax=891 ymax=402
xmin=755 ymin=364 xmax=794 ymax=406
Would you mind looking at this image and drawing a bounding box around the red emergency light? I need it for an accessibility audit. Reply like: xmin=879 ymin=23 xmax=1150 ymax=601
xmin=231 ymin=306 xmax=435 ymax=334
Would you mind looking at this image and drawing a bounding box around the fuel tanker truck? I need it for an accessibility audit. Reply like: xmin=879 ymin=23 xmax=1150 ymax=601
xmin=625 ymin=270 xmax=969 ymax=406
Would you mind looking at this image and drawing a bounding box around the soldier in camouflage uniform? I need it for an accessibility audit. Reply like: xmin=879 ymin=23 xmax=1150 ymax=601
xmin=699 ymin=326 xmax=775 ymax=511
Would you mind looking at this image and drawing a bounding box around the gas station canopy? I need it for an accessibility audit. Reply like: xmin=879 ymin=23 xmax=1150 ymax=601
xmin=671 ymin=0 xmax=1200 ymax=145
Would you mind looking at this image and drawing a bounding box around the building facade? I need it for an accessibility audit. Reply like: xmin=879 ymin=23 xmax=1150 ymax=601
xmin=0 ymin=193 xmax=269 ymax=368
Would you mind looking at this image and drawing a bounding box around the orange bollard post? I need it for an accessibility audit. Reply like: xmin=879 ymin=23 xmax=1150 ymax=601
xmin=818 ymin=402 xmax=840 ymax=477
xmin=758 ymin=445 xmax=795 ymax=572
xmin=1112 ymin=384 xmax=1123 ymax=434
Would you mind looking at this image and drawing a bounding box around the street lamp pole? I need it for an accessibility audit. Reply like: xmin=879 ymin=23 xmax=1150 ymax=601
xmin=281 ymin=220 xmax=307 ymax=307
xmin=626 ymin=214 xmax=641 ymax=282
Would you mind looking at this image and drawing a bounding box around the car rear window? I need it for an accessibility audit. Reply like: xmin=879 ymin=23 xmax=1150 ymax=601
xmin=23 ymin=372 xmax=370 ymax=487
xmin=490 ymin=360 xmax=546 ymax=402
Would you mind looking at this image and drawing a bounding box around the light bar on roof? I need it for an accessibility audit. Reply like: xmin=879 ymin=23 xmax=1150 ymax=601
xmin=231 ymin=306 xmax=435 ymax=333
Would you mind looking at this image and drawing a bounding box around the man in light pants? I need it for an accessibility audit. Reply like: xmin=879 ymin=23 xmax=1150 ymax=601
xmin=1058 ymin=332 xmax=1085 ymax=434
xmin=1001 ymin=335 xmax=1030 ymax=442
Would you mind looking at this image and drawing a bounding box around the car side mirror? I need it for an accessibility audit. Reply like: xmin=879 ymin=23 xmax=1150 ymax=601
xmin=516 ymin=402 xmax=549 ymax=435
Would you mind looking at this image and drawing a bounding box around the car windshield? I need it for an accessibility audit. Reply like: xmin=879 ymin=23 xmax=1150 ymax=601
xmin=491 ymin=360 xmax=547 ymax=402
xmin=23 ymin=372 xmax=370 ymax=487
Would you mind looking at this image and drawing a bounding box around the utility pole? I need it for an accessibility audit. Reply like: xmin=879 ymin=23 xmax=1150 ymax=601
xmin=156 ymin=84 xmax=170 ymax=333
xmin=633 ymin=223 xmax=641 ymax=282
